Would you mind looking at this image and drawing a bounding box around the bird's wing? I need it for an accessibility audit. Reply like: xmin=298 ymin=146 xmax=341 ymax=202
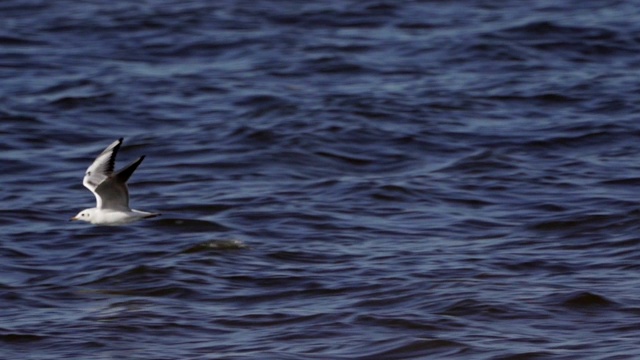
xmin=83 ymin=138 xmax=123 ymax=208
xmin=94 ymin=156 xmax=145 ymax=210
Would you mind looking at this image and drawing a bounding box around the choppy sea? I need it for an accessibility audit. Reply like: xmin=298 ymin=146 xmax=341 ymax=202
xmin=3 ymin=1 xmax=640 ymax=359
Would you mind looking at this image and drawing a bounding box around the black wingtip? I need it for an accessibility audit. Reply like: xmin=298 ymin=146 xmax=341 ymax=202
xmin=112 ymin=138 xmax=123 ymax=150
xmin=116 ymin=156 xmax=145 ymax=183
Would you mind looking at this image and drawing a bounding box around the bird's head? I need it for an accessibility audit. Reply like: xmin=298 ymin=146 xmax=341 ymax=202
xmin=70 ymin=208 xmax=95 ymax=223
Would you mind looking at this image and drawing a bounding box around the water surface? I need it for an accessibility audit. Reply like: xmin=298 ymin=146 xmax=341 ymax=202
xmin=2 ymin=1 xmax=640 ymax=359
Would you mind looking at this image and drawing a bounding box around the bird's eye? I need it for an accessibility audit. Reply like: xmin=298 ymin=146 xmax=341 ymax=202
xmin=86 ymin=171 xmax=91 ymax=176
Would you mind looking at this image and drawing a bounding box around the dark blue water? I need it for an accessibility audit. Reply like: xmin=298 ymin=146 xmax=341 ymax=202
xmin=3 ymin=1 xmax=640 ymax=358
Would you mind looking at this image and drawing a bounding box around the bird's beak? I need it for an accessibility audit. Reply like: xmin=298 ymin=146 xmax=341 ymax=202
xmin=70 ymin=217 xmax=78 ymax=221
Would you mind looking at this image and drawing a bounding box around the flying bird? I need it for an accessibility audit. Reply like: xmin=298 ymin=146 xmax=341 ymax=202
xmin=71 ymin=138 xmax=159 ymax=225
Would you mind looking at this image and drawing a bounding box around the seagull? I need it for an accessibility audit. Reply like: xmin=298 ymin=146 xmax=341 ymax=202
xmin=71 ymin=138 xmax=160 ymax=225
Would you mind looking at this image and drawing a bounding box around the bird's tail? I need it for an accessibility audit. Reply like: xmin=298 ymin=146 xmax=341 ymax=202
xmin=132 ymin=210 xmax=161 ymax=219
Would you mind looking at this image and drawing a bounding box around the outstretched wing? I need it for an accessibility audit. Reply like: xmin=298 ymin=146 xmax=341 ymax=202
xmin=94 ymin=156 xmax=145 ymax=210
xmin=83 ymin=138 xmax=123 ymax=208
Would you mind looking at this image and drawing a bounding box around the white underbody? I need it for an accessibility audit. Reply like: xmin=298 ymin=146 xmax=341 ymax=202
xmin=84 ymin=208 xmax=158 ymax=226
